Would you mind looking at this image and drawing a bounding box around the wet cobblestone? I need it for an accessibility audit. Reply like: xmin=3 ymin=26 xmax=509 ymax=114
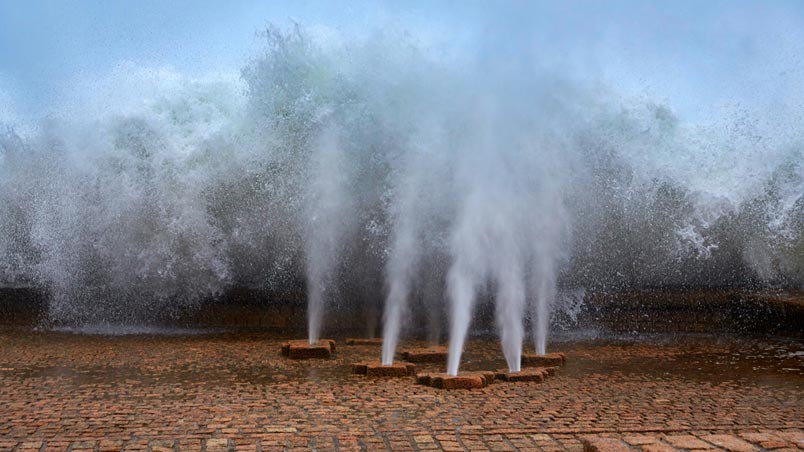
xmin=0 ymin=329 xmax=801 ymax=451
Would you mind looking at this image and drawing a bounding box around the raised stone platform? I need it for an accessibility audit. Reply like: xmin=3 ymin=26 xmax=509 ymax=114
xmin=280 ymin=339 xmax=336 ymax=359
xmin=351 ymin=360 xmax=416 ymax=377
xmin=521 ymin=352 xmax=566 ymax=367
xmin=398 ymin=345 xmax=449 ymax=363
xmin=416 ymin=371 xmax=496 ymax=389
xmin=345 ymin=338 xmax=383 ymax=346
xmin=495 ymin=366 xmax=555 ymax=382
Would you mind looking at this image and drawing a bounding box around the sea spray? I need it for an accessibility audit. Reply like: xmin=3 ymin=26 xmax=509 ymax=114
xmin=302 ymin=128 xmax=345 ymax=342
xmin=0 ymin=25 xmax=801 ymax=372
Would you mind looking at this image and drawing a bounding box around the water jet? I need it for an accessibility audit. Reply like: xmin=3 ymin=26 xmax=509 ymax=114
xmin=0 ymin=16 xmax=801 ymax=388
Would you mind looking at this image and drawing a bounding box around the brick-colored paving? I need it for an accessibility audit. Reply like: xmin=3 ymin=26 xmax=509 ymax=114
xmin=0 ymin=328 xmax=801 ymax=451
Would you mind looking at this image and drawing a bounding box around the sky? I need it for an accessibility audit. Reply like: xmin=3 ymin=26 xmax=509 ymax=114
xmin=1 ymin=0 xmax=803 ymax=123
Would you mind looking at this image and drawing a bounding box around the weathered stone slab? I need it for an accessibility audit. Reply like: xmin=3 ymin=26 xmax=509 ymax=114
xmin=205 ymin=439 xmax=229 ymax=452
xmin=415 ymin=371 xmax=492 ymax=389
xmin=641 ymin=443 xmax=678 ymax=452
xmin=281 ymin=339 xmax=335 ymax=359
xmin=495 ymin=367 xmax=547 ymax=382
xmin=399 ymin=346 xmax=448 ymax=363
xmin=351 ymin=362 xmax=368 ymax=374
xmin=433 ymin=374 xmax=485 ymax=389
xmin=700 ymin=434 xmax=759 ymax=452
xmin=521 ymin=352 xmax=566 ymax=367
xmin=351 ymin=360 xmax=415 ymax=377
xmin=622 ymin=435 xmax=659 ymax=446
xmin=476 ymin=370 xmax=497 ymax=385
xmin=581 ymin=436 xmax=634 ymax=452
xmin=663 ymin=434 xmax=712 ymax=450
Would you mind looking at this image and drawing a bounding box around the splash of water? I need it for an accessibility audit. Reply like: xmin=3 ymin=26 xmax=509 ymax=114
xmin=0 ymin=25 xmax=802 ymax=374
xmin=304 ymin=126 xmax=353 ymax=343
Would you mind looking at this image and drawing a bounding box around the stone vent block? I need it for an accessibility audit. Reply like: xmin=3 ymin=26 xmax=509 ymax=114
xmin=521 ymin=352 xmax=565 ymax=367
xmin=351 ymin=360 xmax=415 ymax=377
xmin=416 ymin=371 xmax=494 ymax=389
xmin=495 ymin=367 xmax=549 ymax=382
xmin=398 ymin=346 xmax=449 ymax=363
xmin=281 ymin=339 xmax=336 ymax=359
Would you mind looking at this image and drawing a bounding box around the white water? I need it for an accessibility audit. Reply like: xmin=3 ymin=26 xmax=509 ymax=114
xmin=1 ymin=5 xmax=803 ymax=374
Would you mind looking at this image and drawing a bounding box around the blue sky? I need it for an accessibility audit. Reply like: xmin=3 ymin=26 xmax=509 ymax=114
xmin=1 ymin=0 xmax=803 ymax=122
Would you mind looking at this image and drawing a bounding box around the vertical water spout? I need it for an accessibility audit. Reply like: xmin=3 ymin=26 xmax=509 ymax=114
xmin=304 ymin=126 xmax=351 ymax=344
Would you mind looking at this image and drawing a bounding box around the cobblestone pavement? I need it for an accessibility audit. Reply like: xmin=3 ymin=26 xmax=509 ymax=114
xmin=0 ymin=328 xmax=801 ymax=451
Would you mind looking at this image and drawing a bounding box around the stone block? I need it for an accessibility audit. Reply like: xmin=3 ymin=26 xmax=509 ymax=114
xmin=641 ymin=443 xmax=678 ymax=452
xmin=663 ymin=435 xmax=712 ymax=450
xmin=415 ymin=372 xmax=491 ymax=389
xmin=351 ymin=361 xmax=415 ymax=377
xmin=205 ymin=439 xmax=229 ymax=452
xmin=399 ymin=346 xmax=448 ymax=363
xmin=622 ymin=435 xmax=659 ymax=446
xmin=476 ymin=370 xmax=497 ymax=385
xmin=581 ymin=437 xmax=634 ymax=452
xmin=495 ymin=367 xmax=547 ymax=382
xmin=351 ymin=362 xmax=368 ymax=374
xmin=700 ymin=434 xmax=759 ymax=452
xmin=433 ymin=374 xmax=485 ymax=389
xmin=281 ymin=339 xmax=335 ymax=359
xmin=521 ymin=352 xmax=566 ymax=367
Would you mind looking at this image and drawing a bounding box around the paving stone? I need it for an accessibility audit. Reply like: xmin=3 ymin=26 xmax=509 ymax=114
xmin=439 ymin=441 xmax=463 ymax=452
xmin=700 ymin=434 xmax=758 ymax=452
xmin=43 ymin=443 xmax=70 ymax=452
xmin=641 ymin=443 xmax=678 ymax=452
xmin=738 ymin=432 xmax=782 ymax=445
xmin=622 ymin=435 xmax=659 ymax=446
xmin=775 ymin=431 xmax=804 ymax=448
xmin=581 ymin=436 xmax=634 ymax=452
xmin=98 ymin=440 xmax=124 ymax=452
xmin=663 ymin=435 xmax=713 ymax=450
xmin=205 ymin=439 xmax=229 ymax=452
xmin=177 ymin=441 xmax=201 ymax=452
